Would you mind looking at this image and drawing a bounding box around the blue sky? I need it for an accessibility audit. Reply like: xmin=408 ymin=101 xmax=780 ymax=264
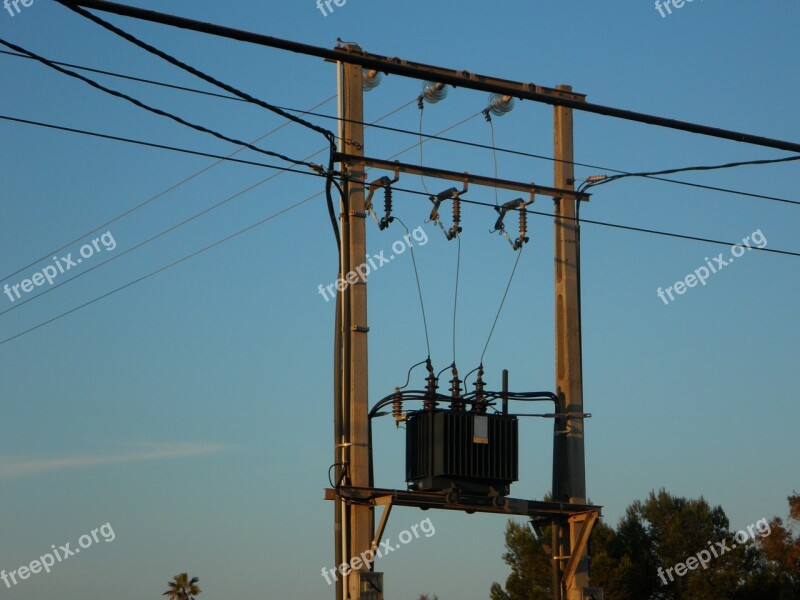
xmin=1 ymin=1 xmax=798 ymax=598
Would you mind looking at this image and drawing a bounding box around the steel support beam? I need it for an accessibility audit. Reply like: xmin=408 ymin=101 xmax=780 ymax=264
xmin=336 ymin=153 xmax=588 ymax=201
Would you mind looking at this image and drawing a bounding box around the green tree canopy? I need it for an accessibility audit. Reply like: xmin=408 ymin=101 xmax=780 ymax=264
xmin=491 ymin=490 xmax=799 ymax=600
xmin=162 ymin=572 xmax=201 ymax=600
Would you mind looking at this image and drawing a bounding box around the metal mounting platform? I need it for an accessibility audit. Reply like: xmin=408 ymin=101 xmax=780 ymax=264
xmin=325 ymin=486 xmax=601 ymax=519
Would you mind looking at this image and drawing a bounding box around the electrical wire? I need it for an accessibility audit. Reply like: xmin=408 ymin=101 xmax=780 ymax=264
xmin=479 ymin=247 xmax=524 ymax=366
xmin=55 ymin=0 xmax=336 ymax=145
xmin=385 ymin=185 xmax=800 ymax=258
xmin=5 ymin=110 xmax=797 ymax=262
xmin=0 ymin=48 xmax=246 ymax=102
xmin=398 ymin=358 xmax=430 ymax=391
xmin=583 ymin=155 xmax=800 ymax=192
xmin=0 ymin=94 xmax=419 ymax=309
xmin=384 ymin=111 xmax=484 ymax=162
xmin=452 ymin=235 xmax=461 ymax=365
xmin=393 ymin=217 xmax=431 ymax=358
xmin=486 ymin=114 xmax=500 ymax=206
xmin=417 ymin=102 xmax=431 ymax=194
xmin=65 ymin=0 xmax=339 ymax=254
xmin=306 ymin=112 xmax=800 ymax=207
xmin=5 ymin=46 xmax=794 ymax=206
xmin=0 ymin=37 xmax=319 ymax=170
xmin=0 ymin=95 xmax=335 ymax=283
xmin=0 ymin=191 xmax=322 ymax=346
xmin=0 ymin=146 xmax=329 ymax=317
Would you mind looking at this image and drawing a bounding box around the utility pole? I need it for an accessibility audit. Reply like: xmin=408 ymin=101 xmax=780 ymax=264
xmin=553 ymin=85 xmax=592 ymax=600
xmin=334 ymin=51 xmax=372 ymax=600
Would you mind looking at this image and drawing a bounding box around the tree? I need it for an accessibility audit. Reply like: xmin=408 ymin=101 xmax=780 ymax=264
xmin=750 ymin=493 xmax=800 ymax=600
xmin=490 ymin=520 xmax=552 ymax=600
xmin=491 ymin=490 xmax=798 ymax=600
xmin=162 ymin=573 xmax=201 ymax=600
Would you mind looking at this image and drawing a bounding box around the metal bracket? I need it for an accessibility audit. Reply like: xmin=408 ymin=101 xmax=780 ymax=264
xmin=561 ymin=510 xmax=599 ymax=591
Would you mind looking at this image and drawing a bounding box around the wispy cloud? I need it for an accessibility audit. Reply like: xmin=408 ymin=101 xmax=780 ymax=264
xmin=0 ymin=442 xmax=226 ymax=479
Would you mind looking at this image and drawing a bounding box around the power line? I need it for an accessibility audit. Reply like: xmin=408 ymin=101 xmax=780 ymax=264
xmin=0 ymin=115 xmax=326 ymax=176
xmin=4 ymin=48 xmax=794 ymax=206
xmin=56 ymin=0 xmax=800 ymax=153
xmin=0 ymin=146 xmax=328 ymax=317
xmin=584 ymin=157 xmax=800 ymax=191
xmin=0 ymin=37 xmax=320 ymax=170
xmin=4 ymin=112 xmax=797 ymax=272
xmin=0 ymin=95 xmax=335 ymax=283
xmin=320 ymin=114 xmax=800 ymax=207
xmin=0 ymin=49 xmax=246 ymax=102
xmin=0 ymin=96 xmax=426 ymax=311
xmin=385 ymin=184 xmax=800 ymax=258
xmin=0 ymin=192 xmax=321 ymax=347
xmin=55 ymin=0 xmax=336 ymax=146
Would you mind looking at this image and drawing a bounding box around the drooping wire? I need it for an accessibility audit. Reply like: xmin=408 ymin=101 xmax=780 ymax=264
xmin=9 ymin=31 xmax=789 ymax=207
xmin=0 ymin=96 xmax=419 ymax=290
xmin=387 ymin=111 xmax=484 ymax=163
xmin=452 ymin=235 xmax=462 ymax=365
xmin=398 ymin=358 xmax=430 ymax=391
xmin=386 ymin=184 xmax=800 ymax=257
xmin=485 ymin=110 xmax=500 ymax=206
xmin=393 ymin=217 xmax=431 ymax=358
xmin=2 ymin=46 xmax=795 ymax=207
xmin=54 ymin=0 xmax=341 ymax=251
xmin=582 ymin=155 xmax=800 ymax=192
xmin=0 ymin=37 xmax=320 ymax=170
xmin=479 ymin=247 xmax=524 ymax=366
xmin=417 ymin=99 xmax=431 ymax=195
xmin=0 ymin=95 xmax=335 ymax=284
xmin=54 ymin=0 xmax=335 ymax=145
xmin=0 ymin=191 xmax=321 ymax=346
xmin=0 ymin=146 xmax=330 ymax=317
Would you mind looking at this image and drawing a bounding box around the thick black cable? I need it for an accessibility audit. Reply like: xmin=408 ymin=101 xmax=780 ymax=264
xmin=0 ymin=115 xmax=324 ymax=176
xmin=0 ymin=37 xmax=320 ymax=170
xmin=584 ymin=156 xmax=800 ymax=192
xmin=55 ymin=0 xmax=336 ymax=146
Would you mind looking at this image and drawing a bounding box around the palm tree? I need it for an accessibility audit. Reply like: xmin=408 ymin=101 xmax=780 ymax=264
xmin=162 ymin=573 xmax=201 ymax=600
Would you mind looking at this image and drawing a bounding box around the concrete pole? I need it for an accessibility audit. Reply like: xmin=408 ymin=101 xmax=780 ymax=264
xmin=339 ymin=51 xmax=372 ymax=600
xmin=553 ymin=84 xmax=589 ymax=600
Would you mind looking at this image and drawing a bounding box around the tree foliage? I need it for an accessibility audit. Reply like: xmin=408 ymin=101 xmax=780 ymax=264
xmin=162 ymin=573 xmax=201 ymax=600
xmin=491 ymin=490 xmax=800 ymax=600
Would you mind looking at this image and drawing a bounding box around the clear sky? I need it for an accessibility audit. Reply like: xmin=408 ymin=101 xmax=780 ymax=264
xmin=1 ymin=1 xmax=798 ymax=599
